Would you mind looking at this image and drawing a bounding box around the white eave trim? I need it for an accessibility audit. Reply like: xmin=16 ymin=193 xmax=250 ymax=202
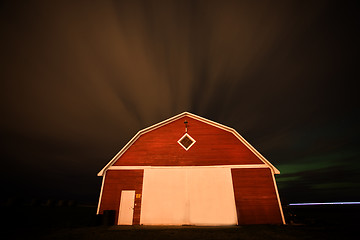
xmin=97 ymin=112 xmax=280 ymax=176
xmin=107 ymin=164 xmax=269 ymax=170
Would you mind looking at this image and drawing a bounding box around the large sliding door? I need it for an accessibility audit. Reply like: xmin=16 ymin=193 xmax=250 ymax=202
xmin=140 ymin=169 xmax=188 ymax=225
xmin=140 ymin=167 xmax=237 ymax=225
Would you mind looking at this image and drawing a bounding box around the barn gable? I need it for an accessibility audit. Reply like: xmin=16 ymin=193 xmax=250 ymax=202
xmin=98 ymin=112 xmax=280 ymax=176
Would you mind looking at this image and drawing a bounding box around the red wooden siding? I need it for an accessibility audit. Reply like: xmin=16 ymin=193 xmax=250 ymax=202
xmin=114 ymin=117 xmax=264 ymax=166
xmin=231 ymin=168 xmax=283 ymax=224
xmin=99 ymin=170 xmax=143 ymax=225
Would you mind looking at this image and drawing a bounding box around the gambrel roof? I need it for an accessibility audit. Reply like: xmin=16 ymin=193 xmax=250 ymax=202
xmin=98 ymin=112 xmax=280 ymax=176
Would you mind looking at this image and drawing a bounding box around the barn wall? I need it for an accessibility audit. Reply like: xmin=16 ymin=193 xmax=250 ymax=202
xmin=99 ymin=170 xmax=144 ymax=225
xmin=231 ymin=168 xmax=283 ymax=224
xmin=114 ymin=117 xmax=264 ymax=166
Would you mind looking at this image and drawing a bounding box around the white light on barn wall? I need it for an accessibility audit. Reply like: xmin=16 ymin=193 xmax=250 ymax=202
xmin=178 ymin=120 xmax=196 ymax=150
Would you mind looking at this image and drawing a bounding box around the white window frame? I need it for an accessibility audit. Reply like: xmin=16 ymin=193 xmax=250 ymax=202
xmin=177 ymin=133 xmax=196 ymax=151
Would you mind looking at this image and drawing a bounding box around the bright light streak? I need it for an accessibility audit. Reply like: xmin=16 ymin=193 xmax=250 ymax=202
xmin=289 ymin=202 xmax=360 ymax=206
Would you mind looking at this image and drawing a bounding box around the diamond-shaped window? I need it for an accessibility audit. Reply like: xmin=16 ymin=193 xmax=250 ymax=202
xmin=178 ymin=133 xmax=196 ymax=150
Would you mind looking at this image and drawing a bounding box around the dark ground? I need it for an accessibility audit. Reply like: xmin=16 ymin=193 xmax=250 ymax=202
xmin=2 ymin=201 xmax=359 ymax=240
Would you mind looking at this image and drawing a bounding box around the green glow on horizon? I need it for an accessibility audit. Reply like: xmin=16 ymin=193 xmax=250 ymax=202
xmin=277 ymin=151 xmax=357 ymax=175
xmin=311 ymin=182 xmax=360 ymax=189
xmin=276 ymin=176 xmax=301 ymax=182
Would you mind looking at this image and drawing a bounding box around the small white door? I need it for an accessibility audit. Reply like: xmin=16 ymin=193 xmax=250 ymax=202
xmin=118 ymin=190 xmax=135 ymax=225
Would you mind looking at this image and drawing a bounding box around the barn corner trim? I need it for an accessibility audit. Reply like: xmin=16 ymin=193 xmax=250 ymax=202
xmin=97 ymin=112 xmax=280 ymax=176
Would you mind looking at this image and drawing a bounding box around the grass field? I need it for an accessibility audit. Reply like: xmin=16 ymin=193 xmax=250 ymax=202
xmin=2 ymin=203 xmax=359 ymax=240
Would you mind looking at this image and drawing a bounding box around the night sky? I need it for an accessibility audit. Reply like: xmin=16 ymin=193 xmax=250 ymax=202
xmin=1 ymin=0 xmax=359 ymax=204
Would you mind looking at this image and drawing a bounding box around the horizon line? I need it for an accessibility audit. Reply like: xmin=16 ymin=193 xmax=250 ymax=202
xmin=289 ymin=202 xmax=360 ymax=206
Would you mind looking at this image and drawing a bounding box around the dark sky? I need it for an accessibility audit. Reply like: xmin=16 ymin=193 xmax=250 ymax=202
xmin=1 ymin=0 xmax=359 ymax=204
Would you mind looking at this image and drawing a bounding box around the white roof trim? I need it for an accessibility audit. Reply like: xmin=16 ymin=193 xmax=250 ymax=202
xmin=97 ymin=112 xmax=280 ymax=176
xmin=107 ymin=164 xmax=269 ymax=170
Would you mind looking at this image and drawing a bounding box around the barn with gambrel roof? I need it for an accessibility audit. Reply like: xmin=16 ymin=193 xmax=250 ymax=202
xmin=97 ymin=112 xmax=285 ymax=225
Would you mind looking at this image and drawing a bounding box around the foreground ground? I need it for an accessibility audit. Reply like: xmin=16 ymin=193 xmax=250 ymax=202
xmin=6 ymin=225 xmax=356 ymax=240
xmin=2 ymin=204 xmax=359 ymax=240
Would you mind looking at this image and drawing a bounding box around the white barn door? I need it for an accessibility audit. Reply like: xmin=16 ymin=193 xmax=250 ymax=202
xmin=118 ymin=190 xmax=135 ymax=225
xmin=140 ymin=168 xmax=237 ymax=225
xmin=188 ymin=168 xmax=237 ymax=225
xmin=140 ymin=169 xmax=188 ymax=225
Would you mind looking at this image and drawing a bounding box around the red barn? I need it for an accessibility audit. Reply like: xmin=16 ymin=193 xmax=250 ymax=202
xmin=97 ymin=112 xmax=285 ymax=225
